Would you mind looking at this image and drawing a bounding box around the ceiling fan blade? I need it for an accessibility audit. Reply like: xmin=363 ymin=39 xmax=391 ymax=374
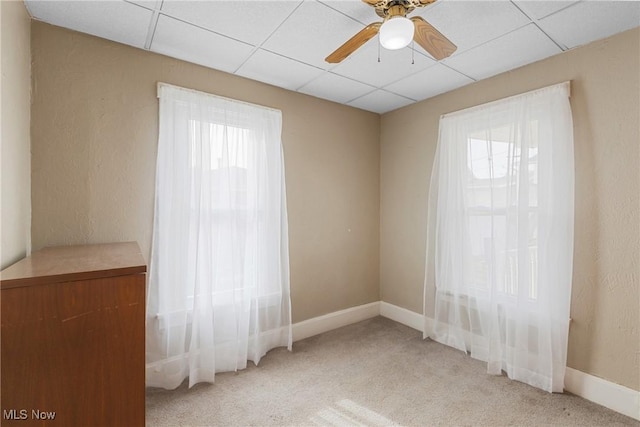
xmin=411 ymin=16 xmax=456 ymax=60
xmin=325 ymin=22 xmax=382 ymax=64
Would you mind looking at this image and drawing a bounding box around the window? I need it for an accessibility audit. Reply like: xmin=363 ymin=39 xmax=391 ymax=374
xmin=186 ymin=120 xmax=256 ymax=302
xmin=146 ymin=83 xmax=292 ymax=390
xmin=465 ymin=126 xmax=539 ymax=300
xmin=428 ymin=82 xmax=574 ymax=393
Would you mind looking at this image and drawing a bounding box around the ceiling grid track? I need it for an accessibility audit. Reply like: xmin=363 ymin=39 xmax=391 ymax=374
xmin=232 ymin=0 xmax=306 ymax=74
xmin=143 ymin=4 xmax=162 ymax=50
xmin=24 ymin=0 xmax=639 ymax=114
xmin=509 ymin=1 xmax=568 ymax=52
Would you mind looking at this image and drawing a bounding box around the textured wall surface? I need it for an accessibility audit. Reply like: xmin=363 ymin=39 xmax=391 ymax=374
xmin=381 ymin=28 xmax=640 ymax=391
xmin=0 ymin=1 xmax=31 ymax=269
xmin=30 ymin=22 xmax=380 ymax=323
xmin=28 ymin=16 xmax=639 ymax=392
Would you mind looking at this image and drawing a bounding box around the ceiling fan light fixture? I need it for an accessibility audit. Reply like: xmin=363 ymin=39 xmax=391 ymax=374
xmin=379 ymin=16 xmax=414 ymax=50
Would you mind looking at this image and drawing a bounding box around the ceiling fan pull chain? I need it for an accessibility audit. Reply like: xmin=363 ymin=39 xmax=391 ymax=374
xmin=378 ymin=34 xmax=381 ymax=63
xmin=412 ymin=41 xmax=415 ymax=65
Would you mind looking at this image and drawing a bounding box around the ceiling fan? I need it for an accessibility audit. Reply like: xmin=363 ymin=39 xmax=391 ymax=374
xmin=325 ymin=0 xmax=457 ymax=63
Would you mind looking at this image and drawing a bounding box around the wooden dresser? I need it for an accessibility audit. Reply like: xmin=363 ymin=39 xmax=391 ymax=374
xmin=0 ymin=242 xmax=146 ymax=426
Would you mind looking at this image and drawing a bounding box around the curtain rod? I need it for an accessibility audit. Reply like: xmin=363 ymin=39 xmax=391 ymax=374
xmin=441 ymin=81 xmax=571 ymax=120
xmin=156 ymin=82 xmax=281 ymax=114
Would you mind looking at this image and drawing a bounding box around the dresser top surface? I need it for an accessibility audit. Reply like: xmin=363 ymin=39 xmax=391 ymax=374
xmin=1 ymin=242 xmax=147 ymax=289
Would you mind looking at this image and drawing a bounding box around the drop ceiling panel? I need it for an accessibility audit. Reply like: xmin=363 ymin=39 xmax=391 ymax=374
xmin=124 ymin=0 xmax=159 ymax=10
xmin=298 ymin=72 xmax=376 ymax=104
xmin=415 ymin=0 xmax=531 ymax=55
xmin=261 ymin=1 xmax=365 ymax=69
xmin=444 ymin=24 xmax=562 ymax=81
xmin=513 ymin=1 xmax=578 ymax=20
xmin=348 ymin=90 xmax=415 ymax=114
xmin=319 ymin=0 xmax=381 ymax=25
xmin=384 ymin=64 xmax=474 ymax=101
xmin=332 ymin=41 xmax=436 ymax=88
xmin=151 ymin=15 xmax=255 ymax=74
xmin=26 ymin=0 xmax=152 ymax=48
xmin=23 ymin=0 xmax=640 ymax=114
xmin=160 ymin=1 xmax=300 ymax=46
xmin=538 ymin=1 xmax=640 ymax=49
xmin=236 ymin=49 xmax=324 ymax=91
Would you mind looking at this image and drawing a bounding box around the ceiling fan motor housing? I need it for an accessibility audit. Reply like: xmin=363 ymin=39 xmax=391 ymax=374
xmin=372 ymin=0 xmax=437 ymax=18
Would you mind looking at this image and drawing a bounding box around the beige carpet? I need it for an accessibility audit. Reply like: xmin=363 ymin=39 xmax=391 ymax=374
xmin=146 ymin=317 xmax=638 ymax=426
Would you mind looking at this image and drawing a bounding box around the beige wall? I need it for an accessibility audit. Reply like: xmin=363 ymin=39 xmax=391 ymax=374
xmin=381 ymin=28 xmax=640 ymax=391
xmin=30 ymin=22 xmax=380 ymax=323
xmin=27 ymin=16 xmax=640 ymax=391
xmin=1 ymin=0 xmax=32 ymax=270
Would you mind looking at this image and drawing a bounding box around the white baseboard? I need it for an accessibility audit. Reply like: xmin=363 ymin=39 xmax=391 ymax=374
xmin=379 ymin=301 xmax=426 ymax=333
xmin=565 ymin=367 xmax=640 ymax=420
xmin=292 ymin=301 xmax=380 ymax=342
xmin=377 ymin=301 xmax=640 ymax=421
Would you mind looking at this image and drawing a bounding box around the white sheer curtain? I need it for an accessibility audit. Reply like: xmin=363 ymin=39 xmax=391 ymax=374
xmin=426 ymin=82 xmax=574 ymax=392
xmin=146 ymin=83 xmax=292 ymax=390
